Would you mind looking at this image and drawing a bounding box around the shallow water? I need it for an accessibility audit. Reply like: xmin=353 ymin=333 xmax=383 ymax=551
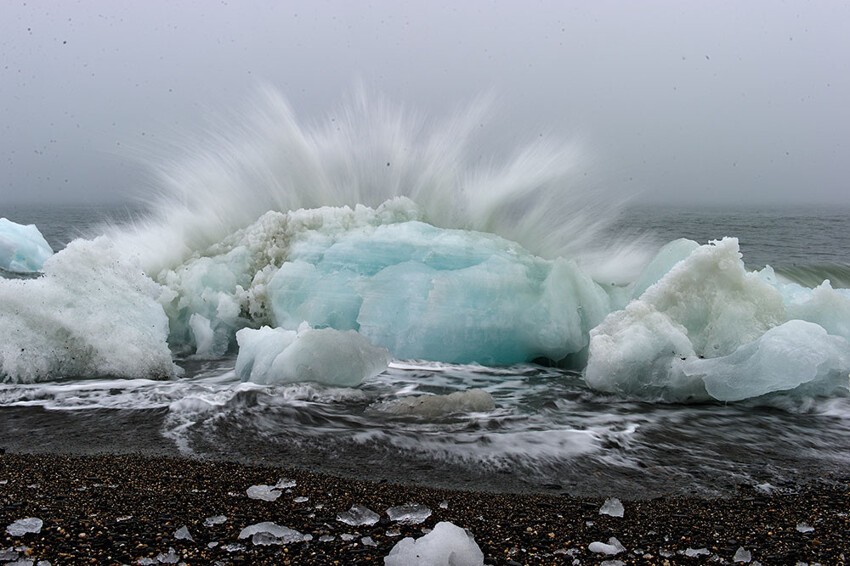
xmin=2 ymin=204 xmax=850 ymax=498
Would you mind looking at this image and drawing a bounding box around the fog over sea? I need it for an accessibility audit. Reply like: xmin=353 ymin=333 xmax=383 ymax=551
xmin=2 ymin=93 xmax=850 ymax=498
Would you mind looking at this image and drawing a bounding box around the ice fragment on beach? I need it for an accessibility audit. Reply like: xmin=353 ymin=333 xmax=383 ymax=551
xmin=319 ymin=535 xmax=335 ymax=542
xmin=204 ymin=515 xmax=227 ymax=527
xmin=734 ymin=546 xmax=753 ymax=562
xmin=755 ymin=482 xmax=776 ymax=494
xmin=207 ymin=542 xmax=218 ymax=548
xmin=588 ymin=537 xmax=625 ymax=555
xmin=275 ymin=478 xmax=296 ymax=489
xmin=137 ymin=558 xmax=157 ymax=566
xmin=340 ymin=533 xmax=356 ymax=541
xmin=1 ymin=548 xmax=20 ymax=561
xmin=246 ymin=484 xmax=282 ymax=501
xmin=154 ymin=547 xmax=180 ymax=564
xmin=337 ymin=504 xmax=380 ymax=526
xmin=683 ymin=548 xmax=710 ymax=557
xmin=0 ymin=480 xmax=7 ymax=485
xmin=600 ymin=561 xmax=625 ymax=566
xmin=238 ymin=522 xmax=308 ymax=545
xmin=386 ymin=504 xmax=432 ymax=524
xmin=384 ymin=521 xmax=484 ymax=566
xmin=293 ymin=496 xmax=309 ymax=503
xmin=599 ymin=498 xmax=624 ymax=517
xmin=174 ymin=526 xmax=193 ymax=541
xmin=223 ymin=543 xmax=244 ymax=552
xmin=439 ymin=500 xmax=449 ymax=509
xmin=796 ymin=523 xmax=814 ymax=533
xmin=361 ymin=536 xmax=377 ymax=547
xmin=6 ymin=518 xmax=43 ymax=537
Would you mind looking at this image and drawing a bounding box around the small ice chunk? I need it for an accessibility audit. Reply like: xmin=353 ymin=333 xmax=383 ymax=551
xmin=796 ymin=523 xmax=814 ymax=533
xmin=601 ymin=561 xmax=625 ymax=566
xmin=207 ymin=542 xmax=218 ymax=548
xmin=439 ymin=500 xmax=449 ymax=509
xmin=238 ymin=522 xmax=307 ymax=545
xmin=386 ymin=529 xmax=402 ymax=537
xmin=6 ymin=518 xmax=43 ymax=537
xmin=588 ymin=537 xmax=626 ymax=555
xmin=337 ymin=504 xmax=380 ymax=526
xmin=204 ymin=515 xmax=227 ymax=527
xmin=137 ymin=558 xmax=157 ymax=566
xmin=684 ymin=548 xmax=711 ymax=557
xmin=384 ymin=521 xmax=484 ymax=566
xmin=174 ymin=526 xmax=193 ymax=541
xmin=275 ymin=478 xmax=296 ymax=489
xmin=599 ymin=498 xmax=624 ymax=518
xmin=319 ymin=535 xmax=335 ymax=542
xmin=361 ymin=536 xmax=377 ymax=547
xmin=734 ymin=546 xmax=752 ymax=562
xmin=755 ymin=483 xmax=776 ymax=494
xmin=223 ymin=543 xmax=245 ymax=552
xmin=387 ymin=504 xmax=432 ymax=524
xmin=235 ymin=325 xmax=390 ymax=386
xmin=293 ymin=496 xmax=309 ymax=503
xmin=155 ymin=547 xmax=180 ymax=564
xmin=1 ymin=548 xmax=20 ymax=561
xmin=340 ymin=533 xmax=356 ymax=541
xmin=246 ymin=484 xmax=281 ymax=501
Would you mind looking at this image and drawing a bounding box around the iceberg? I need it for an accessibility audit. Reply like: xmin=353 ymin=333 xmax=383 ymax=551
xmin=0 ymin=237 xmax=176 ymax=383
xmin=0 ymin=218 xmax=53 ymax=274
xmin=586 ymin=238 xmax=850 ymax=401
xmin=235 ymin=324 xmax=390 ymax=386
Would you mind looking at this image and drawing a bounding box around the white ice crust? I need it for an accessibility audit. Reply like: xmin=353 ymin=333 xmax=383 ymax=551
xmin=0 ymin=237 xmax=176 ymax=382
xmin=0 ymin=218 xmax=54 ymax=273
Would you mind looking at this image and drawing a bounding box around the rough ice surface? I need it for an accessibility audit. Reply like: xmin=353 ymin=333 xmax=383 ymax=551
xmin=599 ymin=498 xmax=624 ymax=518
xmin=238 ymin=522 xmax=308 ymax=544
xmin=336 ymin=504 xmax=380 ymax=527
xmin=0 ymin=237 xmax=176 ymax=383
xmin=375 ymin=390 xmax=495 ymax=418
xmin=6 ymin=518 xmax=43 ymax=537
xmin=0 ymin=218 xmax=54 ymax=274
xmin=586 ymin=238 xmax=850 ymax=401
xmin=734 ymin=546 xmax=753 ymax=563
xmin=174 ymin=526 xmax=193 ymax=541
xmin=384 ymin=521 xmax=484 ymax=566
xmin=588 ymin=537 xmax=625 ymax=555
xmin=386 ymin=504 xmax=432 ymax=524
xmin=245 ymin=484 xmax=282 ymax=501
xmin=235 ymin=324 xmax=389 ymax=386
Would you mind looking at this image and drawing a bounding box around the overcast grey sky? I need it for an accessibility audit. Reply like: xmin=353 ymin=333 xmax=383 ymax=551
xmin=1 ymin=0 xmax=848 ymax=207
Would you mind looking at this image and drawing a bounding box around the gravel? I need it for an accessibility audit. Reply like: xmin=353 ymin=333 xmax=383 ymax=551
xmin=1 ymin=452 xmax=848 ymax=565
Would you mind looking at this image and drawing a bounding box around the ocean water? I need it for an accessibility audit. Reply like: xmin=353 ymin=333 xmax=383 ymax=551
xmin=2 ymin=92 xmax=850 ymax=497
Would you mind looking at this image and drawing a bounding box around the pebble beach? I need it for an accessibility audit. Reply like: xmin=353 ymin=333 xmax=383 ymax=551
xmin=1 ymin=452 xmax=848 ymax=565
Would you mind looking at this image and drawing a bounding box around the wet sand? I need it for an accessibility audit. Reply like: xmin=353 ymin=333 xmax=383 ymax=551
xmin=1 ymin=452 xmax=847 ymax=565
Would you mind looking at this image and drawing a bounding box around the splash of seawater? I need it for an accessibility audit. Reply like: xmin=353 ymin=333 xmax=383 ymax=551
xmin=109 ymin=88 xmax=645 ymax=278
